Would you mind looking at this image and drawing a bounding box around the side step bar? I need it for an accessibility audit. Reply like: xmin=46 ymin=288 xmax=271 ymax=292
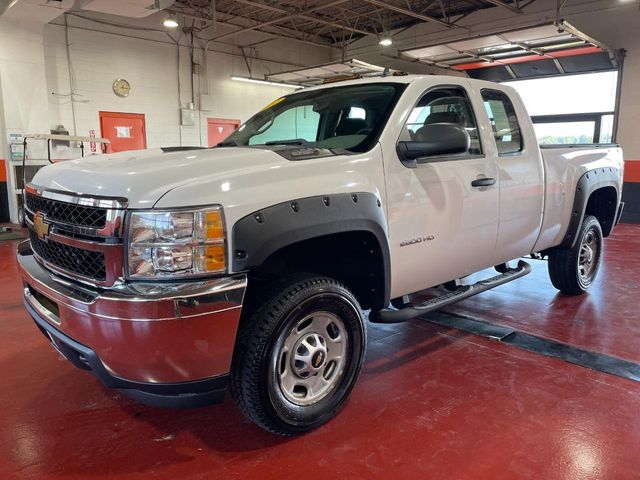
xmin=370 ymin=260 xmax=532 ymax=324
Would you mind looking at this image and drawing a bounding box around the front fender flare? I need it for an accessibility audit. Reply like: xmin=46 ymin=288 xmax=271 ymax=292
xmin=231 ymin=192 xmax=391 ymax=305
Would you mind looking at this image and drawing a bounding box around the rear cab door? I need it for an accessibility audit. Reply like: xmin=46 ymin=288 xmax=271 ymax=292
xmin=470 ymin=83 xmax=545 ymax=264
xmin=381 ymin=78 xmax=501 ymax=298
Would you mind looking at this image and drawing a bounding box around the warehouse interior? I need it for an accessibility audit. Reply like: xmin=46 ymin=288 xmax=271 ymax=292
xmin=1 ymin=0 xmax=639 ymax=478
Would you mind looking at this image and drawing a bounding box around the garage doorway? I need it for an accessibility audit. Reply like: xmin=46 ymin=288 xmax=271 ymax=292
xmin=99 ymin=111 xmax=147 ymax=153
xmin=207 ymin=118 xmax=240 ymax=147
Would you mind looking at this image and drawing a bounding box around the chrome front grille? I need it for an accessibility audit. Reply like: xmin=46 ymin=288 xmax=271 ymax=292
xmin=25 ymin=186 xmax=127 ymax=286
xmin=26 ymin=192 xmax=107 ymax=229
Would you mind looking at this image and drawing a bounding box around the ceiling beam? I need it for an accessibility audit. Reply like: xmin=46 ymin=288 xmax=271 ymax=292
xmin=361 ymin=0 xmax=453 ymax=29
xmin=483 ymin=0 xmax=523 ymax=14
xmin=230 ymin=0 xmax=377 ymax=38
xmin=167 ymin=8 xmax=336 ymax=49
xmin=207 ymin=0 xmax=351 ymax=41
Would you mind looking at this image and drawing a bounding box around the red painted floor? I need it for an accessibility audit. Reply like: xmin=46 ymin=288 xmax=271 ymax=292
xmin=440 ymin=223 xmax=640 ymax=363
xmin=1 ymin=225 xmax=640 ymax=479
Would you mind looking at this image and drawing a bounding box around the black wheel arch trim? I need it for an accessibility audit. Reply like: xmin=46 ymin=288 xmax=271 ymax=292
xmin=561 ymin=167 xmax=621 ymax=249
xmin=231 ymin=192 xmax=391 ymax=307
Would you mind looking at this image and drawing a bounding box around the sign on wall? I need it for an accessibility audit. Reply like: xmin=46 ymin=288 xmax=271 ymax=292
xmin=115 ymin=126 xmax=132 ymax=138
xmin=89 ymin=129 xmax=96 ymax=153
xmin=8 ymin=132 xmax=23 ymax=161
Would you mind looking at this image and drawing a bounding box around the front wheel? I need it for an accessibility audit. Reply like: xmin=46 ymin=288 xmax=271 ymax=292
xmin=230 ymin=275 xmax=366 ymax=435
xmin=548 ymin=215 xmax=603 ymax=294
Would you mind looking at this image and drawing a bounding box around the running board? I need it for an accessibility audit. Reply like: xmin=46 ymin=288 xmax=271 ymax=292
xmin=370 ymin=260 xmax=532 ymax=324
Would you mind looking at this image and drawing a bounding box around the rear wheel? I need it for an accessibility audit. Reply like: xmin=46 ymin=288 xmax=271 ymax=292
xmin=548 ymin=215 xmax=603 ymax=294
xmin=230 ymin=274 xmax=366 ymax=435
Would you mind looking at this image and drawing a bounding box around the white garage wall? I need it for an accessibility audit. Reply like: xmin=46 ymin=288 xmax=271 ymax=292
xmin=0 ymin=3 xmax=332 ymax=221
xmin=0 ymin=14 xmax=61 ymax=223
xmin=43 ymin=21 xmax=330 ymax=149
xmin=0 ymin=20 xmax=51 ymax=158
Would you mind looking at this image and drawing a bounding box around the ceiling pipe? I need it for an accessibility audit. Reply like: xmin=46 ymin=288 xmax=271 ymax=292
xmin=0 ymin=0 xmax=18 ymax=16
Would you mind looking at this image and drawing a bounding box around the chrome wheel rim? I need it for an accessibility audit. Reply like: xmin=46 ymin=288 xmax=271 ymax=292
xmin=277 ymin=311 xmax=348 ymax=406
xmin=578 ymin=228 xmax=599 ymax=284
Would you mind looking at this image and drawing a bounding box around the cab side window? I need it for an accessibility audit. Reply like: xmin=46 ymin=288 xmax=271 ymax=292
xmin=481 ymin=89 xmax=523 ymax=155
xmin=401 ymin=87 xmax=482 ymax=155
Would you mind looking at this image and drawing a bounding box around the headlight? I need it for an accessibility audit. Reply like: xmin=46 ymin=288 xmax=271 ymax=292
xmin=127 ymin=207 xmax=225 ymax=279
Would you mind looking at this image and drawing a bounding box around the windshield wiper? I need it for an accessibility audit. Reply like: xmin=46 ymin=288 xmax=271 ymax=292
xmin=217 ymin=140 xmax=238 ymax=147
xmin=265 ymin=139 xmax=313 ymax=147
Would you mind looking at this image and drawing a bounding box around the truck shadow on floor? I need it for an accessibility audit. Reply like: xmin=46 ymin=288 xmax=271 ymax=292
xmin=363 ymin=320 xmax=471 ymax=375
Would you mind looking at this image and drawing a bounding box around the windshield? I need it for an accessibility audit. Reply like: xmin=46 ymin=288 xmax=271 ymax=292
xmin=222 ymin=83 xmax=406 ymax=153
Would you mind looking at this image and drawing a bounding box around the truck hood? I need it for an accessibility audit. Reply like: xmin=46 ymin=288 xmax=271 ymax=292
xmin=31 ymin=144 xmax=387 ymax=237
xmin=31 ymin=147 xmax=290 ymax=209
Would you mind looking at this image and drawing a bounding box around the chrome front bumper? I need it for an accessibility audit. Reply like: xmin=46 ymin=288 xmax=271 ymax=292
xmin=18 ymin=241 xmax=247 ymax=406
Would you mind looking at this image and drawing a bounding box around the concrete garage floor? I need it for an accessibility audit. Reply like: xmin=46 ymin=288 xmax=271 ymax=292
xmin=1 ymin=225 xmax=639 ymax=479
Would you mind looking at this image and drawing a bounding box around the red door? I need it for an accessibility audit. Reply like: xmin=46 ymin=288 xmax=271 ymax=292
xmin=208 ymin=118 xmax=240 ymax=147
xmin=99 ymin=112 xmax=147 ymax=153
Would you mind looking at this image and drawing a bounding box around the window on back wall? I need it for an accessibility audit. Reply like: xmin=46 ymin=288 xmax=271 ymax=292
xmin=504 ymin=71 xmax=618 ymax=145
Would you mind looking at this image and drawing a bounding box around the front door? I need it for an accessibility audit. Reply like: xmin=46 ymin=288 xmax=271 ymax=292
xmin=385 ymin=83 xmax=500 ymax=298
xmin=99 ymin=112 xmax=147 ymax=153
xmin=208 ymin=118 xmax=240 ymax=147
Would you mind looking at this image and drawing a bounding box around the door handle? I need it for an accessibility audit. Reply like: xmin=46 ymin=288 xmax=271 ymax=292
xmin=471 ymin=177 xmax=496 ymax=187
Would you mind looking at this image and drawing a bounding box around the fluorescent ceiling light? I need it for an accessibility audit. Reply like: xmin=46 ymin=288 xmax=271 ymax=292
xmin=230 ymin=76 xmax=303 ymax=89
xmin=379 ymin=38 xmax=393 ymax=46
xmin=163 ymin=16 xmax=179 ymax=28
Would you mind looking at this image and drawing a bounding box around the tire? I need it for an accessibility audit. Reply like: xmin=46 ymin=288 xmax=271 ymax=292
xmin=548 ymin=215 xmax=603 ymax=295
xmin=17 ymin=206 xmax=26 ymax=227
xmin=230 ymin=274 xmax=367 ymax=435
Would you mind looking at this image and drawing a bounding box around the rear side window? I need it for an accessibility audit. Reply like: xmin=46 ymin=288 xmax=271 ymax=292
xmin=481 ymin=89 xmax=523 ymax=155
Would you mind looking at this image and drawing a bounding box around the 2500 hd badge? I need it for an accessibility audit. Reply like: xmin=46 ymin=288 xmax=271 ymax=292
xmin=400 ymin=235 xmax=435 ymax=247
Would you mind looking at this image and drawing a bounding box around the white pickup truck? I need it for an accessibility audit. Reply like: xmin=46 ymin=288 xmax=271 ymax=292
xmin=18 ymin=75 xmax=624 ymax=435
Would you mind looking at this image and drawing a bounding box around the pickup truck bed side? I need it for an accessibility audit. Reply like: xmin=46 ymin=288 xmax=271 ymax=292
xmin=534 ymin=146 xmax=623 ymax=252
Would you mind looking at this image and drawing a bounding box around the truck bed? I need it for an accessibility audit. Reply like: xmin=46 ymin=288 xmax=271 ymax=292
xmin=533 ymin=144 xmax=624 ymax=252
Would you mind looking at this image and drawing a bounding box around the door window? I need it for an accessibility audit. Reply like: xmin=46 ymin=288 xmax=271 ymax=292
xmin=481 ymin=90 xmax=523 ymax=155
xmin=401 ymin=87 xmax=482 ymax=155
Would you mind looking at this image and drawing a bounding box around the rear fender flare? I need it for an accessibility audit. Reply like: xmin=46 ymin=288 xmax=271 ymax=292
xmin=561 ymin=168 xmax=620 ymax=248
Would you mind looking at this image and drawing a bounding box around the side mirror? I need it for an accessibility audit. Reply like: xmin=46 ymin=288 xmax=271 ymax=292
xmin=397 ymin=123 xmax=471 ymax=168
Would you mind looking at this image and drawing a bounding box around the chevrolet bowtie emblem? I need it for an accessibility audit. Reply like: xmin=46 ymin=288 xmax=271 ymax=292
xmin=33 ymin=212 xmax=50 ymax=241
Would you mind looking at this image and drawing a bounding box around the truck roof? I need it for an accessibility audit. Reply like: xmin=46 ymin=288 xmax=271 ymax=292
xmin=291 ymin=74 xmax=516 ymax=96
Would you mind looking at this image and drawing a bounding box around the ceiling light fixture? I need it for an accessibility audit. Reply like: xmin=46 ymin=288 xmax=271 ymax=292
xmin=379 ymin=37 xmax=393 ymax=46
xmin=163 ymin=15 xmax=179 ymax=28
xmin=230 ymin=76 xmax=303 ymax=89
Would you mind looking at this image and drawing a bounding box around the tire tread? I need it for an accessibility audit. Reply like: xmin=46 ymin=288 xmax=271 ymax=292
xmin=548 ymin=215 xmax=602 ymax=295
xmin=230 ymin=274 xmax=360 ymax=435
